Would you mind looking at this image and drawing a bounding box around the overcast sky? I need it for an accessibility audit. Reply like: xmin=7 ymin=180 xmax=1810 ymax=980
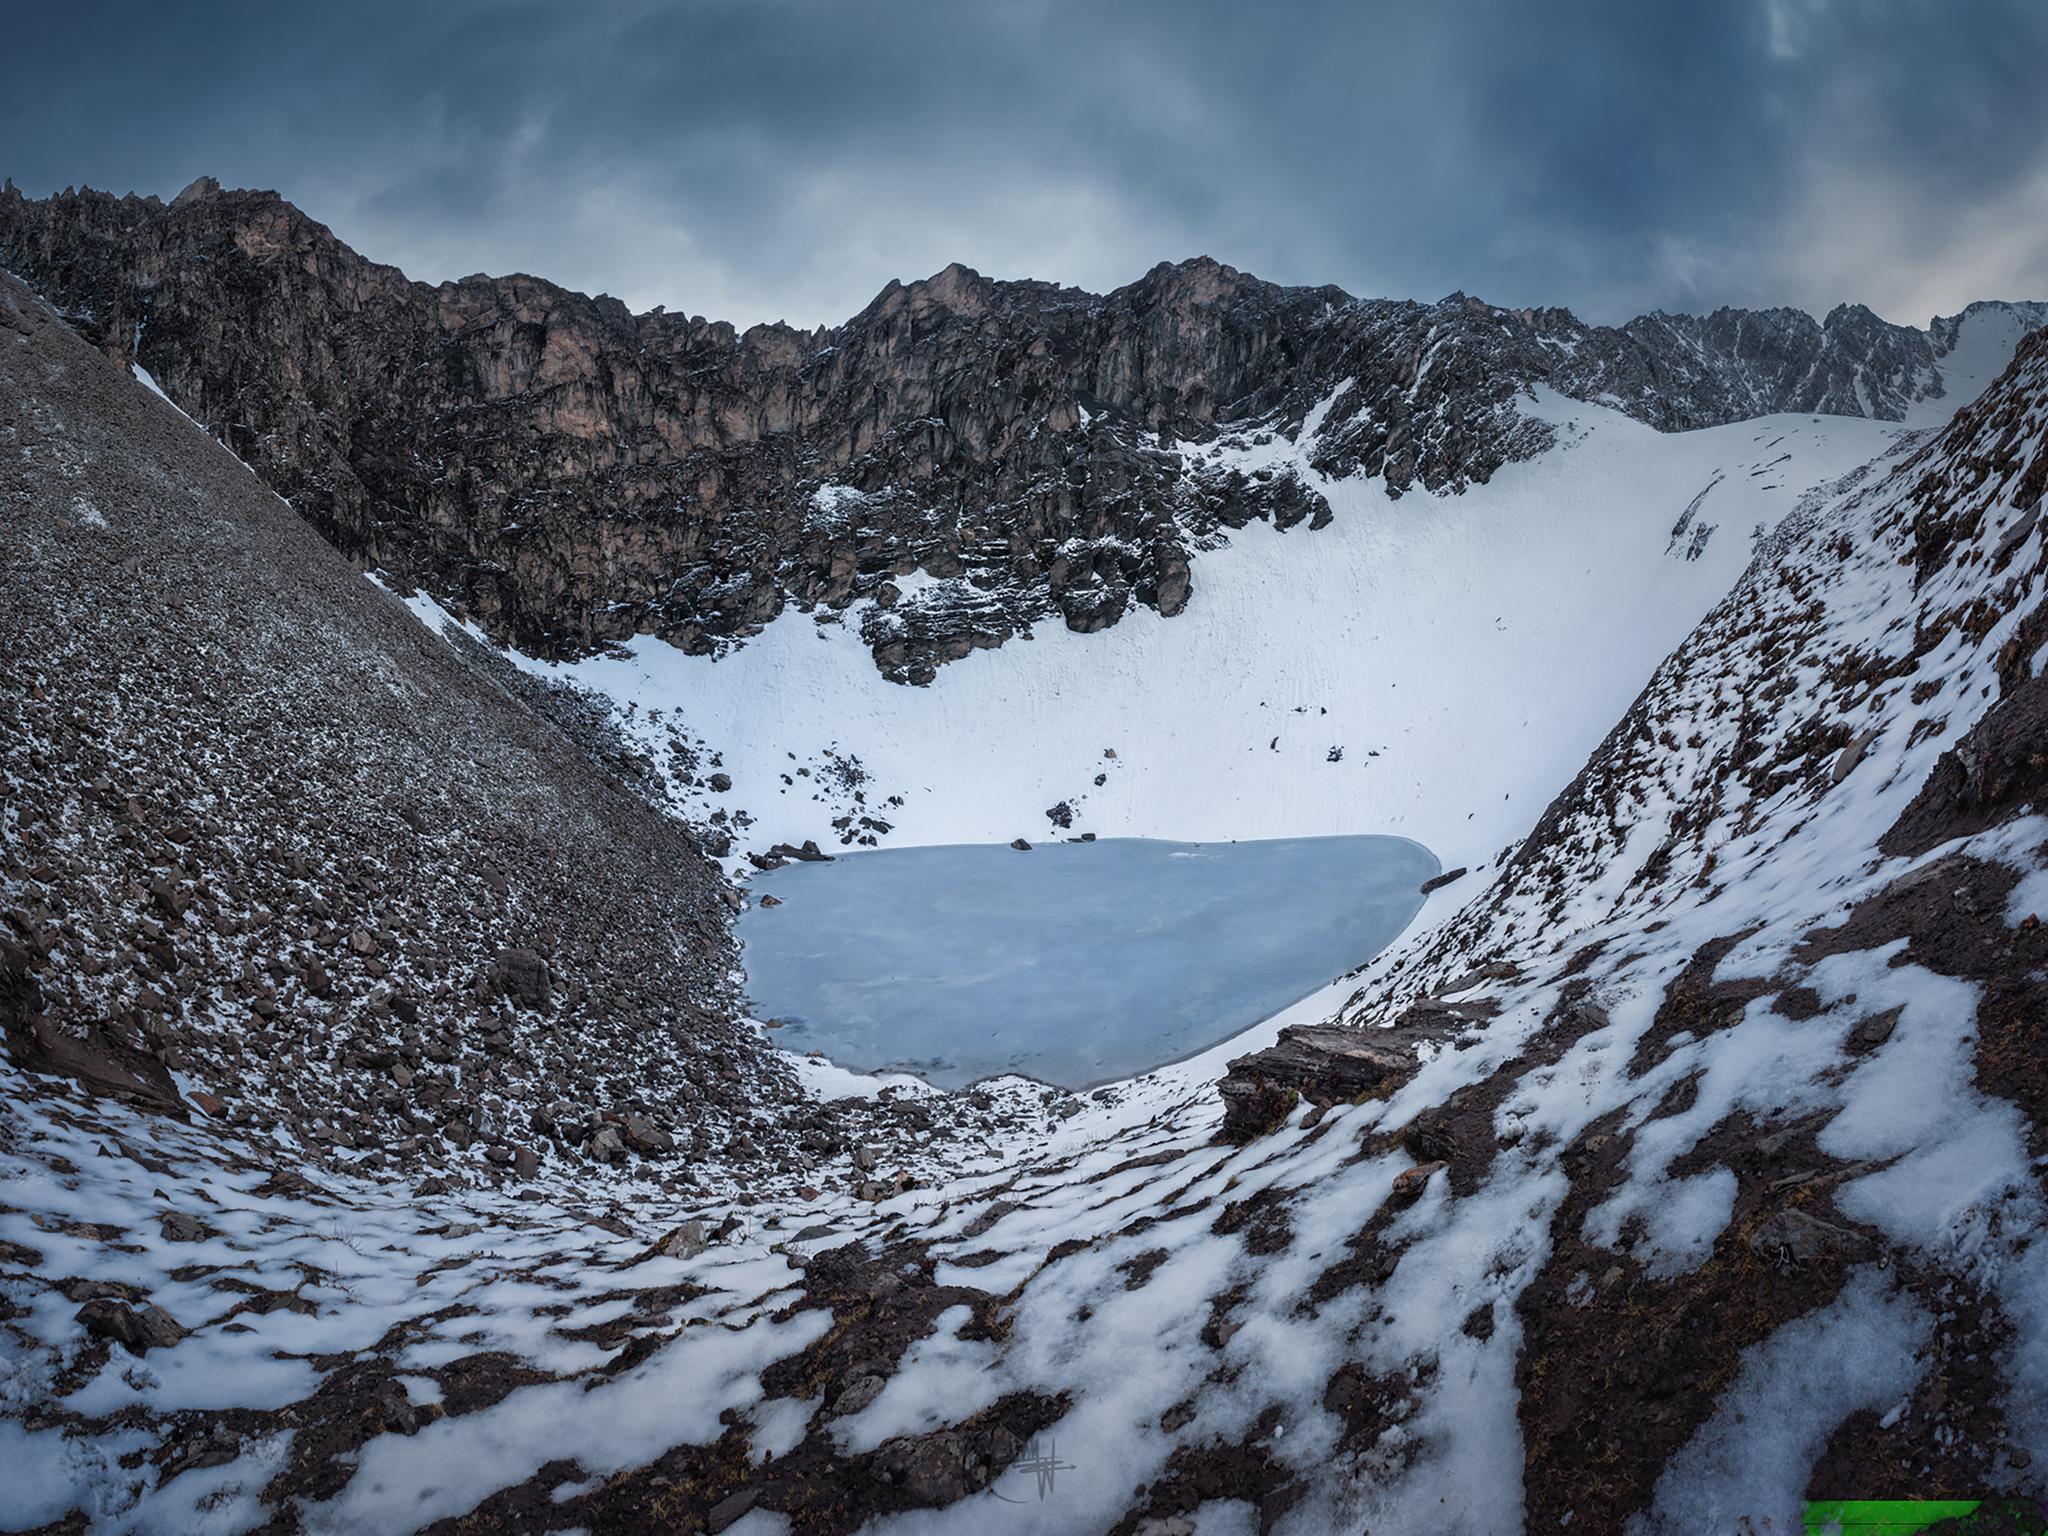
xmin=5 ymin=0 xmax=2044 ymax=329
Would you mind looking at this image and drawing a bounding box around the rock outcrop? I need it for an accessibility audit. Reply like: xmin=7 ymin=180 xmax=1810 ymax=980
xmin=1218 ymin=1022 xmax=1435 ymax=1141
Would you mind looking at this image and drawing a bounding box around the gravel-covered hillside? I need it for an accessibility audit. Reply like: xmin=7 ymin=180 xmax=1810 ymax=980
xmin=0 ymin=268 xmax=815 ymax=1190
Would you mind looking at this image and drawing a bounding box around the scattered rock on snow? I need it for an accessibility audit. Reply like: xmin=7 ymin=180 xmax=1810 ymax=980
xmin=158 ymin=1210 xmax=213 ymax=1243
xmin=76 ymin=1297 xmax=186 ymax=1354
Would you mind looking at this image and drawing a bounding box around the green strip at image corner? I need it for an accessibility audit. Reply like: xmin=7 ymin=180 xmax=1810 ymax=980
xmin=1803 ymin=1501 xmax=1985 ymax=1535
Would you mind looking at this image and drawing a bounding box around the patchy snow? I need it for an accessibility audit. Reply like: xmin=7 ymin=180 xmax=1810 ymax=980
xmin=127 ymin=355 xmax=275 ymax=492
xmin=319 ymin=1308 xmax=832 ymax=1532
xmin=0 ymin=1419 xmax=84 ymax=1531
xmin=1633 ymin=1269 xmax=1931 ymax=1531
xmin=365 ymin=572 xmax=497 ymax=649
xmin=130 ymin=361 xmax=174 ymax=406
xmin=809 ymin=482 xmax=869 ymax=528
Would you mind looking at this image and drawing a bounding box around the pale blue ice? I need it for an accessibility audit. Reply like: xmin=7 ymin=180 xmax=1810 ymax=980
xmin=738 ymin=835 xmax=1438 ymax=1089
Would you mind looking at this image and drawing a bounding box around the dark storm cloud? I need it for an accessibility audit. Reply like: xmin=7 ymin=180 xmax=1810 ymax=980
xmin=4 ymin=0 xmax=2044 ymax=328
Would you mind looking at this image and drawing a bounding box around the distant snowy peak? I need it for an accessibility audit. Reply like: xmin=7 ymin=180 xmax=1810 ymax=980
xmin=1609 ymin=301 xmax=1940 ymax=423
xmin=1927 ymin=296 xmax=2048 ymax=355
xmin=1922 ymin=298 xmax=2048 ymax=413
xmin=1282 ymin=291 xmax=2048 ymax=481
xmin=1617 ymin=296 xmax=2048 ymax=427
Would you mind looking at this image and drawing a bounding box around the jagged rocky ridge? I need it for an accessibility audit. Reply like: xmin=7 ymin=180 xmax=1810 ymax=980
xmin=6 ymin=176 xmax=2041 ymax=682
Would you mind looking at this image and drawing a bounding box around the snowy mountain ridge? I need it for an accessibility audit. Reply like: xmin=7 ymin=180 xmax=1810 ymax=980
xmin=3 ymin=176 xmax=2042 ymax=688
xmin=467 ymin=351 xmax=2004 ymax=877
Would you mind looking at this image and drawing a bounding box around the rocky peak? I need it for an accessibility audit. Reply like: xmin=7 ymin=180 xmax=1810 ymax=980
xmin=902 ymin=260 xmax=992 ymax=314
xmin=1126 ymin=255 xmax=1261 ymax=308
xmin=170 ymin=173 xmax=221 ymax=208
xmin=1928 ymin=297 xmax=2048 ymax=356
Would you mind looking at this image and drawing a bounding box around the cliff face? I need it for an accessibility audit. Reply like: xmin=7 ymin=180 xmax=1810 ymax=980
xmin=3 ymin=176 xmax=2035 ymax=681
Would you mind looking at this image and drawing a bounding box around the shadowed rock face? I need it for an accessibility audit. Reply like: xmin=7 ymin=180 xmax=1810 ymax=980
xmin=0 ymin=177 xmax=2011 ymax=682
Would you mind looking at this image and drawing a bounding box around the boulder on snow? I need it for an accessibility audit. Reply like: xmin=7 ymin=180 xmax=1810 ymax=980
xmin=1218 ymin=1019 xmax=1450 ymax=1141
xmin=77 ymin=1297 xmax=186 ymax=1354
xmin=1389 ymin=1161 xmax=1447 ymax=1204
xmin=648 ymin=1219 xmax=709 ymax=1260
xmin=621 ymin=1112 xmax=674 ymax=1156
xmin=158 ymin=1210 xmax=213 ymax=1243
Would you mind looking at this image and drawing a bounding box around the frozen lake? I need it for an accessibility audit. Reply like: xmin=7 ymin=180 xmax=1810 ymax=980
xmin=738 ymin=835 xmax=1438 ymax=1089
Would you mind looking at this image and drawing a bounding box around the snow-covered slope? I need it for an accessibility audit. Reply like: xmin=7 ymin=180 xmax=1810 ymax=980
xmin=1916 ymin=299 xmax=2048 ymax=424
xmin=461 ymin=396 xmax=1892 ymax=879
xmin=1194 ymin=318 xmax=2048 ymax=1526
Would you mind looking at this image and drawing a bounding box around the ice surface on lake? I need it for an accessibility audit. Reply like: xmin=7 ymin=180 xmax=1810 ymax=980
xmin=739 ymin=835 xmax=1438 ymax=1088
